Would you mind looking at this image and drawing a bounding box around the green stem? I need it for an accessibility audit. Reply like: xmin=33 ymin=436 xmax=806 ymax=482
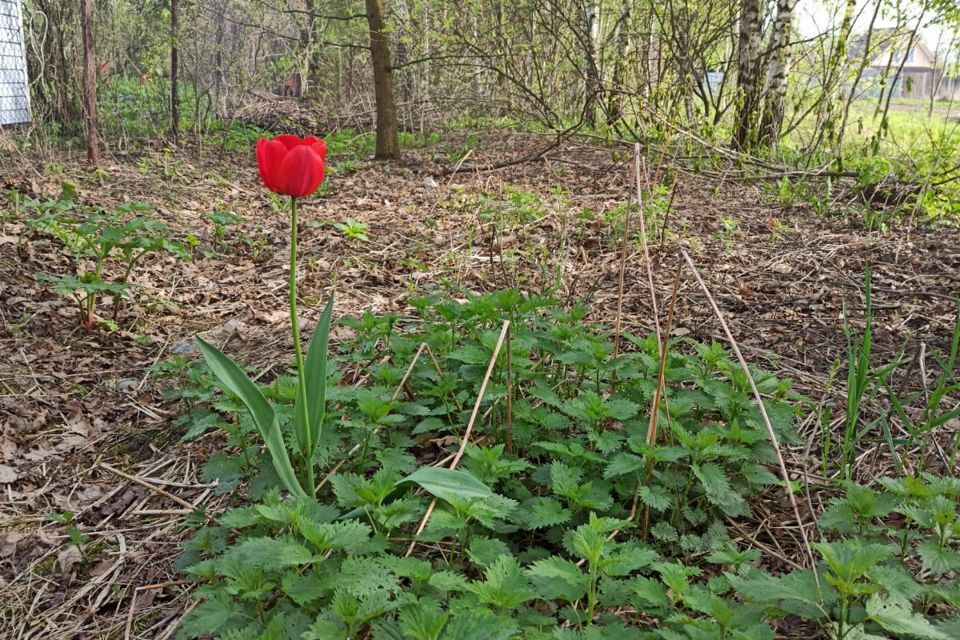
xmin=289 ymin=196 xmax=314 ymax=493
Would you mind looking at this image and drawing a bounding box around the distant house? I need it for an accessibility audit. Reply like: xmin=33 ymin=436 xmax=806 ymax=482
xmin=853 ymin=28 xmax=959 ymax=101
xmin=0 ymin=0 xmax=30 ymax=125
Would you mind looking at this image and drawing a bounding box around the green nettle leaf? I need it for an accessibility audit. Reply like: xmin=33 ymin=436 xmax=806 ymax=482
xmin=867 ymin=593 xmax=951 ymax=640
xmin=603 ymin=453 xmax=645 ymax=479
xmin=639 ymin=485 xmax=673 ymax=511
xmin=221 ymin=537 xmax=314 ymax=570
xmin=692 ymin=462 xmax=747 ymax=516
xmin=654 ymin=561 xmax=701 ymax=602
xmin=177 ymin=591 xmax=242 ymax=637
xmin=294 ymin=294 xmax=334 ymax=458
xmin=916 ymin=540 xmax=960 ymax=576
xmin=298 ymin=519 xmax=372 ymax=553
xmin=469 ymin=555 xmax=537 ymax=611
xmin=399 ymin=599 xmax=449 ymax=640
xmin=526 ymin=555 xmax=589 ymax=603
xmin=439 ymin=608 xmax=520 ymax=640
xmin=398 ymin=467 xmax=494 ymax=502
xmin=625 ymin=575 xmax=671 ymax=609
xmin=525 ymin=497 xmax=572 ymax=529
xmin=428 ymin=571 xmax=470 ymax=593
xmin=468 ymin=536 xmax=513 ymax=568
xmin=282 ymin=569 xmax=330 ymax=606
xmin=815 ymin=540 xmax=893 ymax=585
xmin=196 ymin=338 xmax=306 ymax=498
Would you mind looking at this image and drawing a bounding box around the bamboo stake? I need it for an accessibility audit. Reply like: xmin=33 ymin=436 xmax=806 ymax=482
xmin=680 ymin=249 xmax=819 ymax=578
xmin=405 ymin=321 xmax=511 ymax=557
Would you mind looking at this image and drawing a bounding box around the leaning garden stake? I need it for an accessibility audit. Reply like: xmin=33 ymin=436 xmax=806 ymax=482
xmin=197 ymin=134 xmax=332 ymax=498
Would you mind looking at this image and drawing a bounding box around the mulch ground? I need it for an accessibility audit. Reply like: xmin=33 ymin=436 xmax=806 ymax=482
xmin=1 ymin=130 xmax=958 ymax=638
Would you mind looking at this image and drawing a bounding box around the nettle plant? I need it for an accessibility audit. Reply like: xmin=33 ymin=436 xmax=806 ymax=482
xmin=174 ymin=278 xmax=823 ymax=639
xmin=172 ymin=138 xmax=958 ymax=639
xmin=27 ymin=185 xmax=188 ymax=330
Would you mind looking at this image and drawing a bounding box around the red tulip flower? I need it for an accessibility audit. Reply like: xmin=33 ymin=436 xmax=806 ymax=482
xmin=256 ymin=134 xmax=327 ymax=197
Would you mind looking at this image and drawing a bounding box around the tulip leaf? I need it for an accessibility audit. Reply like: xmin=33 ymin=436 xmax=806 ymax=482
xmin=196 ymin=338 xmax=306 ymax=498
xmin=294 ymin=294 xmax=334 ymax=461
xmin=398 ymin=467 xmax=494 ymax=502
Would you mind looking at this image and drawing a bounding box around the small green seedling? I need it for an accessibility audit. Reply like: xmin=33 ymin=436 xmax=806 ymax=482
xmin=206 ymin=210 xmax=245 ymax=251
xmin=333 ymin=218 xmax=370 ymax=242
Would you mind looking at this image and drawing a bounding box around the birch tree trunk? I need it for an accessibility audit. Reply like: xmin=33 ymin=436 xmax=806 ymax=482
xmin=733 ymin=0 xmax=763 ymax=149
xmin=365 ymin=0 xmax=400 ymax=159
xmin=582 ymin=1 xmax=601 ymax=128
xmin=606 ymin=1 xmax=630 ymax=125
xmin=759 ymin=0 xmax=797 ymax=146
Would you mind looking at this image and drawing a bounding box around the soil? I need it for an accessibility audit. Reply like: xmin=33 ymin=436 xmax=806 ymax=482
xmin=1 ymin=131 xmax=958 ymax=638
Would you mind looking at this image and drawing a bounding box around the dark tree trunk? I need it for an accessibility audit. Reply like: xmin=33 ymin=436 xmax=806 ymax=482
xmin=170 ymin=0 xmax=180 ymax=143
xmin=81 ymin=0 xmax=99 ymax=165
xmin=365 ymin=0 xmax=400 ymax=159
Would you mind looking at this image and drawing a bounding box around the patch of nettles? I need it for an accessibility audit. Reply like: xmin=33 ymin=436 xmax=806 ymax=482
xmin=166 ymin=291 xmax=960 ymax=639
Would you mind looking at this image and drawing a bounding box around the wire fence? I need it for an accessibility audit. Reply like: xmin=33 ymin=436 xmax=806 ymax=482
xmin=0 ymin=0 xmax=30 ymax=125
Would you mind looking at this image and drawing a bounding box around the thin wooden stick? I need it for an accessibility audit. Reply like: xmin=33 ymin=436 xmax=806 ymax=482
xmin=505 ymin=324 xmax=513 ymax=452
xmin=680 ymin=249 xmax=819 ymax=577
xmin=641 ymin=267 xmax=682 ymax=539
xmin=406 ymin=321 xmax=511 ymax=557
xmin=634 ymin=144 xmax=662 ymax=353
xmin=613 ymin=166 xmax=634 ymax=357
xmin=99 ymin=463 xmax=195 ymax=511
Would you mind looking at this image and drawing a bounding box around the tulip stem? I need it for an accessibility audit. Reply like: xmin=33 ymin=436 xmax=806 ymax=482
xmin=289 ymin=195 xmax=314 ymax=493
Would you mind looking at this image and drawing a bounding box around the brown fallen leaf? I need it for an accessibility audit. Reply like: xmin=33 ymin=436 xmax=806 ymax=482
xmin=57 ymin=544 xmax=83 ymax=577
xmin=0 ymin=464 xmax=18 ymax=483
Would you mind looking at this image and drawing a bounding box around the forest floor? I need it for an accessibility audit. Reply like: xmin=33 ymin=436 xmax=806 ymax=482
xmin=1 ymin=130 xmax=958 ymax=638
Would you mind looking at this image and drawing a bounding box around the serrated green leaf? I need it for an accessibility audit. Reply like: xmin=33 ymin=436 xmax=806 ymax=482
xmin=526 ymin=555 xmax=588 ymax=603
xmin=222 ymin=537 xmax=314 ymax=570
xmin=525 ymin=497 xmax=572 ymax=529
xmin=604 ymin=453 xmax=644 ymax=479
xmin=867 ymin=593 xmax=951 ymax=640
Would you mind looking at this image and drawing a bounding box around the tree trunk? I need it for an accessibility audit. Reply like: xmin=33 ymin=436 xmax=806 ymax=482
xmin=170 ymin=0 xmax=180 ymax=143
xmin=81 ymin=0 xmax=99 ymax=165
xmin=758 ymin=0 xmax=797 ymax=146
xmin=606 ymin=1 xmax=630 ymax=126
xmin=365 ymin=0 xmax=400 ymax=159
xmin=213 ymin=0 xmax=228 ymax=117
xmin=582 ymin=1 xmax=601 ymax=128
xmin=733 ymin=0 xmax=763 ymax=149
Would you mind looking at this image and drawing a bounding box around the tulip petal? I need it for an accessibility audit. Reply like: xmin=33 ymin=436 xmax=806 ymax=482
xmin=274 ymin=134 xmax=302 ymax=150
xmin=277 ymin=145 xmax=325 ymax=197
xmin=311 ymin=139 xmax=327 ymax=161
xmin=256 ymin=138 xmax=288 ymax=193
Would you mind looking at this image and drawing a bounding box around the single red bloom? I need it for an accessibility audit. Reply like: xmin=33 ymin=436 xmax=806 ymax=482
xmin=256 ymin=134 xmax=327 ymax=197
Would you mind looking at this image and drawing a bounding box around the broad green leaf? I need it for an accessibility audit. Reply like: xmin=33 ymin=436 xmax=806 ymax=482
xmin=177 ymin=591 xmax=241 ymax=637
xmin=222 ymin=536 xmax=314 ymax=570
xmin=526 ymin=555 xmax=588 ymax=603
xmin=294 ymin=293 xmax=334 ymax=460
xmin=398 ymin=466 xmax=493 ymax=501
xmin=196 ymin=338 xmax=306 ymax=497
xmin=603 ymin=453 xmax=644 ymax=479
xmin=867 ymin=593 xmax=951 ymax=640
xmin=916 ymin=539 xmax=960 ymax=576
xmin=469 ymin=555 xmax=536 ymax=610
xmin=525 ymin=497 xmax=572 ymax=529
